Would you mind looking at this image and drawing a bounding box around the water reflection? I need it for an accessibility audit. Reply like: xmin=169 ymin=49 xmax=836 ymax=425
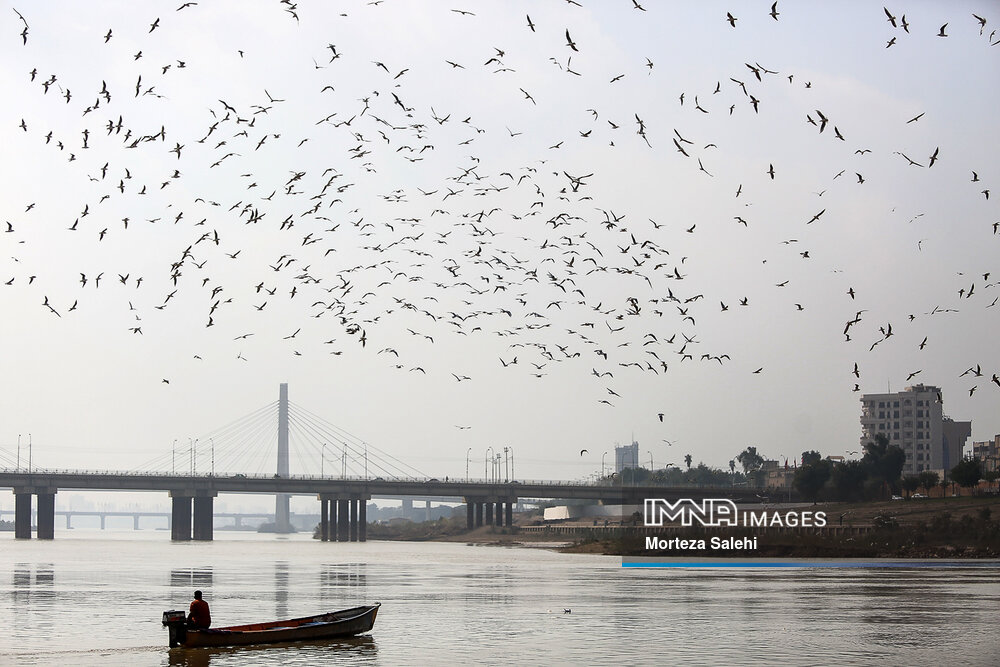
xmin=165 ymin=635 xmax=377 ymax=667
xmin=274 ymin=561 xmax=289 ymax=620
xmin=170 ymin=567 xmax=214 ymax=589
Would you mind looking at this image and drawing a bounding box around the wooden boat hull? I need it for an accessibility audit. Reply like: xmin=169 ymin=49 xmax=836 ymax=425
xmin=165 ymin=603 xmax=379 ymax=649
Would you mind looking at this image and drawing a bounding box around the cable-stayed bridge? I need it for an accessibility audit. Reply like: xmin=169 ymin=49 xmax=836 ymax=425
xmin=1 ymin=384 xmax=769 ymax=542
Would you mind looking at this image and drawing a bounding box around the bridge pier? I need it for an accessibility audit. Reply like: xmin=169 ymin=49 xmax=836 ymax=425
xmin=12 ymin=488 xmax=57 ymax=539
xmin=14 ymin=492 xmax=32 ymax=539
xmin=359 ymin=500 xmax=366 ymax=542
xmin=318 ymin=495 xmax=368 ymax=543
xmin=337 ymin=499 xmax=349 ymax=541
xmin=401 ymin=498 xmax=412 ymax=520
xmin=169 ymin=490 xmax=217 ymax=541
xmin=494 ymin=501 xmax=502 ymax=527
xmin=475 ymin=501 xmax=483 ymax=527
xmin=36 ymin=492 xmax=55 ymax=539
xmin=350 ymin=499 xmax=358 ymax=542
xmin=193 ymin=496 xmax=214 ymax=541
xmin=425 ymin=500 xmax=431 ymax=522
xmin=320 ymin=497 xmax=330 ymax=541
xmin=171 ymin=495 xmax=192 ymax=541
xmin=467 ymin=503 xmax=474 ymax=530
xmin=100 ymin=515 xmax=106 ymax=530
xmin=65 ymin=514 xmax=72 ymax=530
xmin=485 ymin=502 xmax=494 ymax=526
xmin=505 ymin=501 xmax=513 ymax=528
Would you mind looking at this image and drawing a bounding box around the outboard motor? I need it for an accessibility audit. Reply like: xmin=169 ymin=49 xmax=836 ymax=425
xmin=162 ymin=610 xmax=188 ymax=647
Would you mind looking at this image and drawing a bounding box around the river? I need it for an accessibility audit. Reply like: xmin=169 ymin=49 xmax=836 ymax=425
xmin=2 ymin=531 xmax=998 ymax=666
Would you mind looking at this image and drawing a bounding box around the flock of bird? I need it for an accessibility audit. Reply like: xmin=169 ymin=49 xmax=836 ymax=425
xmin=2 ymin=3 xmax=998 ymax=449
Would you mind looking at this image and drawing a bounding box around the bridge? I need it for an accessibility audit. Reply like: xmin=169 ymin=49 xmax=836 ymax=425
xmin=1 ymin=384 xmax=775 ymax=542
xmin=0 ymin=508 xmax=274 ymax=530
xmin=0 ymin=469 xmax=767 ymax=541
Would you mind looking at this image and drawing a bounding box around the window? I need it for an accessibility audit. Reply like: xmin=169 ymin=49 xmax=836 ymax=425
xmin=894 ymin=410 xmax=900 ymax=418
xmin=894 ymin=401 xmax=900 ymax=407
xmin=893 ymin=433 xmax=900 ymax=440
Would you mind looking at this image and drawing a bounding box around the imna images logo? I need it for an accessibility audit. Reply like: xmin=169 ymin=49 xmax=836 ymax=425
xmin=644 ymin=498 xmax=827 ymax=528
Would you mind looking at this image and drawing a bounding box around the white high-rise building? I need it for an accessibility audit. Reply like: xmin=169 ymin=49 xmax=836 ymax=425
xmin=859 ymin=384 xmax=971 ymax=476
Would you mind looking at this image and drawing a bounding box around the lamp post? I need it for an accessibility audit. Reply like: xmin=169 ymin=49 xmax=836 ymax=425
xmin=486 ymin=446 xmax=494 ymax=482
xmin=28 ymin=433 xmax=31 ymax=473
xmin=648 ymin=451 xmax=653 ymax=470
xmin=602 ymin=451 xmax=608 ymax=479
xmin=322 ymin=443 xmax=326 ymax=478
xmin=509 ymin=446 xmax=514 ymax=482
xmin=503 ymin=447 xmax=510 ymax=482
xmin=17 ymin=434 xmax=20 ymax=471
xmin=211 ymin=438 xmax=215 ymax=476
xmin=466 ymin=447 xmax=472 ymax=482
xmin=172 ymin=439 xmax=177 ymax=474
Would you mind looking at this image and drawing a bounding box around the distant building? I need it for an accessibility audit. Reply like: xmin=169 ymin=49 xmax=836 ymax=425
xmin=615 ymin=441 xmax=639 ymax=473
xmin=972 ymin=435 xmax=1000 ymax=475
xmin=859 ymin=384 xmax=972 ymax=477
xmin=762 ymin=459 xmax=796 ymax=490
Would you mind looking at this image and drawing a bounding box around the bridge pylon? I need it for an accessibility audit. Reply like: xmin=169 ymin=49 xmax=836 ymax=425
xmin=274 ymin=383 xmax=292 ymax=533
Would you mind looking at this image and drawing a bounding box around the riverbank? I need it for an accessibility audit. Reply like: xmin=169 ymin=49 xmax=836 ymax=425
xmin=561 ymin=496 xmax=1000 ymax=558
xmin=359 ymin=496 xmax=1000 ymax=558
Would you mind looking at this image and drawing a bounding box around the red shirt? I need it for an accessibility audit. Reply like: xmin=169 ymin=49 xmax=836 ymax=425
xmin=189 ymin=598 xmax=211 ymax=628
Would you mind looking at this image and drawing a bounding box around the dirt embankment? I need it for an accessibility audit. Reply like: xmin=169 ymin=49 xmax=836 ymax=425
xmin=561 ymin=496 xmax=1000 ymax=558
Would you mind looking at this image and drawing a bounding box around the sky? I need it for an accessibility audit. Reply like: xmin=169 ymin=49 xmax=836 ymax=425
xmin=1 ymin=0 xmax=998 ymax=488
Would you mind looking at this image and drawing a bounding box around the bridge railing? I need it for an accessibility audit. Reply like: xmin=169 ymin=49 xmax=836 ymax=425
xmin=0 ymin=467 xmax=766 ymax=490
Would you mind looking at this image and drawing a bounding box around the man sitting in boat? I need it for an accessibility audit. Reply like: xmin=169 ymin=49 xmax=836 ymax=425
xmin=187 ymin=590 xmax=211 ymax=629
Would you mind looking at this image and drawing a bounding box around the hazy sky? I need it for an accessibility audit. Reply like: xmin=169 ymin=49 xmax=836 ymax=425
xmin=1 ymin=1 xmax=998 ymax=485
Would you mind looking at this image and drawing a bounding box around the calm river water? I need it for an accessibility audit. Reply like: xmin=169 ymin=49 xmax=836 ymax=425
xmin=2 ymin=530 xmax=998 ymax=666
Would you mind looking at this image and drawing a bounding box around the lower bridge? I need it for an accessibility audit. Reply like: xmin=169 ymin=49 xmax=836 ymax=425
xmin=0 ymin=509 xmax=274 ymax=531
xmin=1 ymin=470 xmax=777 ymax=543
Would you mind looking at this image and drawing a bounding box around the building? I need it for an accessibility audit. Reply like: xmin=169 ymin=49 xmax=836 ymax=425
xmin=762 ymin=460 xmax=796 ymax=490
xmin=615 ymin=441 xmax=639 ymax=473
xmin=972 ymin=435 xmax=1000 ymax=475
xmin=859 ymin=384 xmax=972 ymax=477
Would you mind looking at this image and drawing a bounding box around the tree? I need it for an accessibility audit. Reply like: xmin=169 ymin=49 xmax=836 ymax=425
xmin=737 ymin=446 xmax=764 ymax=474
xmin=918 ymin=470 xmax=940 ymax=494
xmin=793 ymin=459 xmax=832 ymax=502
xmin=901 ymin=475 xmax=921 ymax=498
xmin=801 ymin=450 xmax=822 ymax=466
xmin=830 ymin=460 xmax=868 ymax=502
xmin=862 ymin=433 xmax=906 ymax=496
xmin=949 ymin=458 xmax=982 ymax=492
xmin=684 ymin=454 xmax=693 ymax=470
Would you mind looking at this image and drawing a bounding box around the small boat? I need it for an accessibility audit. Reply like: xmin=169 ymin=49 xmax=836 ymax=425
xmin=162 ymin=603 xmax=380 ymax=649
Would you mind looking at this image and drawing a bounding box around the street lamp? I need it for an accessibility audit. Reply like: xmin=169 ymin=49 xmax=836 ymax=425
xmin=211 ymin=438 xmax=215 ymax=476
xmin=466 ymin=447 xmax=472 ymax=482
xmin=648 ymin=451 xmax=653 ymax=470
xmin=486 ymin=446 xmax=494 ymax=482
xmin=322 ymin=443 xmax=326 ymax=478
xmin=602 ymin=451 xmax=608 ymax=479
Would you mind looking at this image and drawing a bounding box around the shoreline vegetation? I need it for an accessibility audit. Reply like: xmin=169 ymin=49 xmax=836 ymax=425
xmin=355 ymin=496 xmax=1000 ymax=559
